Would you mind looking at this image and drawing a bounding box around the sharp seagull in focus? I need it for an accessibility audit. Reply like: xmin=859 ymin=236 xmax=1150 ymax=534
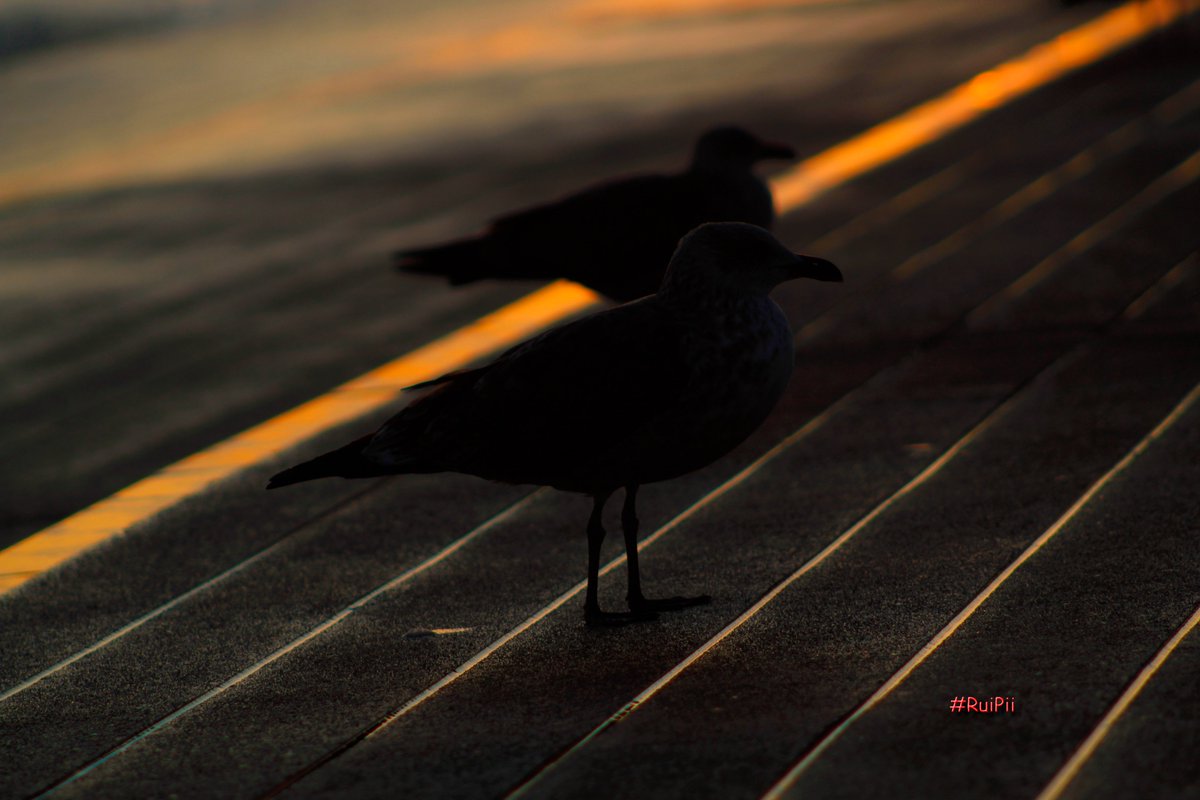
xmin=272 ymin=222 xmax=841 ymax=625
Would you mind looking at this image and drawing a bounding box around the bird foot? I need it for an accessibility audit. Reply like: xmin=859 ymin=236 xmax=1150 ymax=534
xmin=585 ymin=607 xmax=659 ymax=627
xmin=629 ymin=594 xmax=712 ymax=614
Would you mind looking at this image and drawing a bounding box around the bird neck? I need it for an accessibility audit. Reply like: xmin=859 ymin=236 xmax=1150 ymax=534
xmin=657 ymin=281 xmax=770 ymax=316
xmin=688 ymin=157 xmax=753 ymax=176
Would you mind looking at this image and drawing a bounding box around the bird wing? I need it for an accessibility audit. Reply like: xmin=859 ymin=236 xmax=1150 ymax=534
xmin=487 ymin=174 xmax=707 ymax=293
xmin=364 ymin=299 xmax=690 ymax=488
xmin=491 ymin=173 xmax=701 ymax=235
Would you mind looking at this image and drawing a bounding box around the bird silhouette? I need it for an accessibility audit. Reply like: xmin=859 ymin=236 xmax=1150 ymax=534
xmin=394 ymin=126 xmax=796 ymax=302
xmin=272 ymin=223 xmax=841 ymax=625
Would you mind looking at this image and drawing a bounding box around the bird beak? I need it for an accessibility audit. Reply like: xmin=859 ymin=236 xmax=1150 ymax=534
xmin=788 ymin=254 xmax=842 ymax=282
xmin=757 ymin=140 xmax=797 ymax=160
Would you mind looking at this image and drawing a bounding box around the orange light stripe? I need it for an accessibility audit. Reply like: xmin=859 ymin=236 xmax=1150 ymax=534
xmin=0 ymin=0 xmax=1193 ymax=592
xmin=770 ymin=0 xmax=1200 ymax=210
xmin=0 ymin=281 xmax=597 ymax=588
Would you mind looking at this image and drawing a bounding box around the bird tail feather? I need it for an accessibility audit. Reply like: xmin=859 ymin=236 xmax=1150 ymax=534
xmin=394 ymin=237 xmax=490 ymax=286
xmin=266 ymin=435 xmax=381 ymax=489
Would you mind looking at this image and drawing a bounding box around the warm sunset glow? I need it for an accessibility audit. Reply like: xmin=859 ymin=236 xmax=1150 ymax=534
xmin=0 ymin=0 xmax=1194 ymax=592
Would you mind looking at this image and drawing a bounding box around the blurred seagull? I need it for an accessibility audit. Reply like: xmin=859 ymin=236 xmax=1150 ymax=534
xmin=271 ymin=223 xmax=841 ymax=625
xmin=394 ymin=126 xmax=796 ymax=302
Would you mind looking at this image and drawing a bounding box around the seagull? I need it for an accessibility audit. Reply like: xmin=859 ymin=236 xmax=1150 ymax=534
xmin=271 ymin=223 xmax=841 ymax=625
xmin=394 ymin=126 xmax=796 ymax=302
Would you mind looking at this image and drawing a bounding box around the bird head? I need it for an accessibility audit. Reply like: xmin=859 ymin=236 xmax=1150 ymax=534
xmin=659 ymin=222 xmax=841 ymax=300
xmin=690 ymin=126 xmax=796 ymax=172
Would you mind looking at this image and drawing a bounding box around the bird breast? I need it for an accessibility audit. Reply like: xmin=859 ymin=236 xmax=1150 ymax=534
xmin=629 ymin=296 xmax=794 ymax=484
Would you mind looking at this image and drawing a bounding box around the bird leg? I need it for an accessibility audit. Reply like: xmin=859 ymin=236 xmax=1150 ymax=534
xmin=622 ymin=484 xmax=711 ymax=614
xmin=585 ymin=491 xmax=656 ymax=627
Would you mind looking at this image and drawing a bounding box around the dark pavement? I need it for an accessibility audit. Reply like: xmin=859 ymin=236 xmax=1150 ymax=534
xmin=1 ymin=2 xmax=1198 ymax=798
